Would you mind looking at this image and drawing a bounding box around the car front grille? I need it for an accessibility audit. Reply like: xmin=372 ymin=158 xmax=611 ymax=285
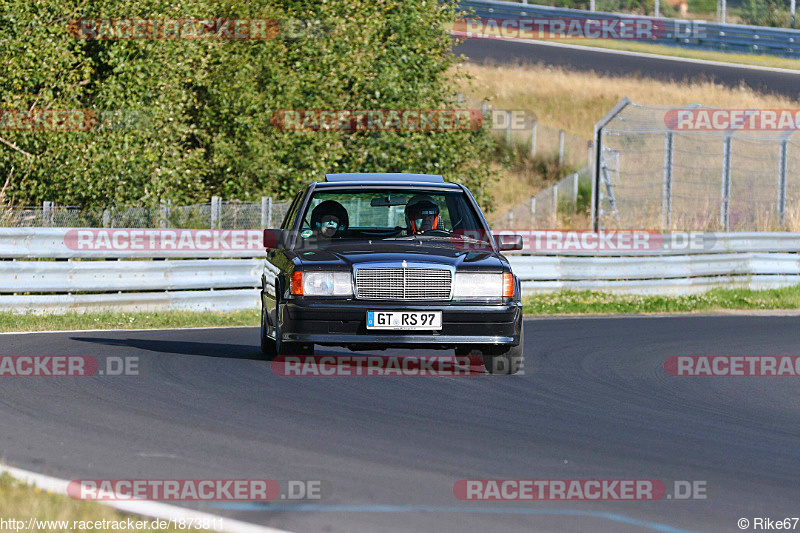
xmin=356 ymin=268 xmax=452 ymax=300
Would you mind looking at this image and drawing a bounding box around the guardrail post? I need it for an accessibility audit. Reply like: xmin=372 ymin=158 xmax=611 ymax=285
xmin=778 ymin=137 xmax=788 ymax=227
xmin=261 ymin=196 xmax=272 ymax=228
xmin=720 ymin=133 xmax=732 ymax=231
xmin=211 ymin=196 xmax=221 ymax=229
xmin=662 ymin=131 xmax=674 ymax=229
xmin=530 ymin=121 xmax=537 ymax=158
xmin=558 ymin=130 xmax=565 ymax=166
xmin=42 ymin=201 xmax=53 ymax=227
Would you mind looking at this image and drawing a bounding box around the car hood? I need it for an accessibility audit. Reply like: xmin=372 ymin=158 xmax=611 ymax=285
xmin=290 ymin=242 xmax=507 ymax=270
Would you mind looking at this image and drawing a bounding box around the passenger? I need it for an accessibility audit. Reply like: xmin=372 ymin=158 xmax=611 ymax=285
xmin=310 ymin=200 xmax=349 ymax=238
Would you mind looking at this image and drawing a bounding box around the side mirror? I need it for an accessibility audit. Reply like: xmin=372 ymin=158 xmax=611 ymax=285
xmin=497 ymin=234 xmax=524 ymax=251
xmin=263 ymin=229 xmax=286 ymax=250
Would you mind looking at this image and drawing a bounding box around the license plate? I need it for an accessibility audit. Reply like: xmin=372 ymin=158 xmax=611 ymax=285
xmin=367 ymin=311 xmax=442 ymax=331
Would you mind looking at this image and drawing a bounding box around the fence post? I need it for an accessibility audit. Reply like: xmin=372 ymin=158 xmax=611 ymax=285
xmin=159 ymin=199 xmax=171 ymax=229
xmin=530 ymin=196 xmax=536 ymax=226
xmin=558 ymin=130 xmax=565 ymax=166
xmin=507 ymin=210 xmax=513 ymax=228
xmin=481 ymin=101 xmax=487 ymax=117
xmin=42 ymin=201 xmax=53 ymax=227
xmin=587 ymin=141 xmax=593 ymax=168
xmin=778 ymin=136 xmax=788 ymax=227
xmin=662 ymin=131 xmax=674 ymax=229
xmin=590 ymin=0 xmax=595 ymax=11
xmin=530 ymin=121 xmax=538 ymax=158
xmin=720 ymin=133 xmax=732 ymax=231
xmin=654 ymin=0 xmax=660 ymax=16
xmin=211 ymin=196 xmax=221 ymax=229
xmin=102 ymin=209 xmax=111 ymax=228
xmin=505 ymin=111 xmax=512 ymax=145
xmin=552 ymin=184 xmax=559 ymax=226
xmin=261 ymin=196 xmax=273 ymax=228
xmin=572 ymin=172 xmax=579 ymax=206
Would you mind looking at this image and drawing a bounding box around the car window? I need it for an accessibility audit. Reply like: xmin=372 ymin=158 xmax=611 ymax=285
xmin=296 ymin=188 xmax=486 ymax=247
xmin=280 ymin=190 xmax=306 ymax=229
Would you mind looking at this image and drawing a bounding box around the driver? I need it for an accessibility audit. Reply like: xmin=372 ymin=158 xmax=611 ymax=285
xmin=404 ymin=196 xmax=440 ymax=235
xmin=310 ymin=200 xmax=349 ymax=238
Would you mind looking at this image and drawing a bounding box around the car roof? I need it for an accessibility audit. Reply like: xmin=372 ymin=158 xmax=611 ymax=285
xmin=325 ymin=173 xmax=444 ymax=183
xmin=315 ymin=173 xmax=462 ymax=190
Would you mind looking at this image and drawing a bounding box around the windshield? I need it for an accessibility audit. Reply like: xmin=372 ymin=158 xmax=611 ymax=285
xmin=294 ymin=188 xmax=489 ymax=248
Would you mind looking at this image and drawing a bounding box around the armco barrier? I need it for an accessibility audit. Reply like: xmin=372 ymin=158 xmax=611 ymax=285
xmin=1 ymin=229 xmax=800 ymax=313
xmin=457 ymin=0 xmax=800 ymax=59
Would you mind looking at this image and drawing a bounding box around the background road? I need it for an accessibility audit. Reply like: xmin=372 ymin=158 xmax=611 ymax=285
xmin=1 ymin=316 xmax=799 ymax=532
xmin=454 ymin=38 xmax=800 ymax=100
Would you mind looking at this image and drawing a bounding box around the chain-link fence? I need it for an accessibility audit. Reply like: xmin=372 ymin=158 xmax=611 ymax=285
xmin=493 ymin=167 xmax=592 ymax=229
xmin=0 ymin=197 xmax=293 ymax=229
xmin=596 ymin=100 xmax=800 ymax=231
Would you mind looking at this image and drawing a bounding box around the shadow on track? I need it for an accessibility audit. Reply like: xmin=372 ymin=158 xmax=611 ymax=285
xmin=71 ymin=336 xmax=264 ymax=361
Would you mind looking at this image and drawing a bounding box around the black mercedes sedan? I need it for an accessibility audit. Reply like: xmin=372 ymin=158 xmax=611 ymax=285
xmin=260 ymin=173 xmax=524 ymax=374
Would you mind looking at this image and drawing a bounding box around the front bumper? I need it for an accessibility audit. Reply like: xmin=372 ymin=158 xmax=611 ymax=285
xmin=278 ymin=298 xmax=523 ymax=348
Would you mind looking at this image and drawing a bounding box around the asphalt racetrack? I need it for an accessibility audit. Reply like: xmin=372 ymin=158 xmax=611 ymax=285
xmin=454 ymin=38 xmax=800 ymax=100
xmin=1 ymin=315 xmax=799 ymax=532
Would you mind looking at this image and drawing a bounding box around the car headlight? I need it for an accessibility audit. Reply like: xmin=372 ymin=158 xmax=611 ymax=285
xmin=453 ymin=272 xmax=514 ymax=298
xmin=294 ymin=271 xmax=353 ymax=296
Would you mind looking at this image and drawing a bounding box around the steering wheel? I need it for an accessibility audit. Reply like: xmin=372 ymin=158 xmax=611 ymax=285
xmin=420 ymin=229 xmax=451 ymax=237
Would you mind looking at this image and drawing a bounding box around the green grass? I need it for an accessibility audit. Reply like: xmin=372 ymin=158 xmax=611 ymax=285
xmin=0 ymin=309 xmax=260 ymax=333
xmin=542 ymin=38 xmax=800 ymax=70
xmin=524 ymin=285 xmax=800 ymax=314
xmin=0 ymin=472 xmax=183 ymax=532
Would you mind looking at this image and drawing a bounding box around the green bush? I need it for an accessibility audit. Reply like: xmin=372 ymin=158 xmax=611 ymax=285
xmin=740 ymin=0 xmax=793 ymax=26
xmin=0 ymin=0 xmax=495 ymax=208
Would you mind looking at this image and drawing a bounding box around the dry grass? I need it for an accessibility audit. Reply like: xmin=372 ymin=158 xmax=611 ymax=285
xmin=0 ymin=472 xmax=183 ymax=532
xmin=455 ymin=63 xmax=800 ymax=228
xmin=453 ymin=62 xmax=800 ymax=139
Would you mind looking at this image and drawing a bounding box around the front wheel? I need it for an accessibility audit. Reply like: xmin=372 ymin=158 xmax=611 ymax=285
xmin=261 ymin=303 xmax=314 ymax=359
xmin=456 ymin=325 xmax=524 ymax=375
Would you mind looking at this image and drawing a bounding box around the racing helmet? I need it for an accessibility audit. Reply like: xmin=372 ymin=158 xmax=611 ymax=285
xmin=310 ymin=200 xmax=349 ymax=237
xmin=404 ymin=195 xmax=440 ymax=234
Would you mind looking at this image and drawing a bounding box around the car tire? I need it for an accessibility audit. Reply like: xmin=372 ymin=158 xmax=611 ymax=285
xmin=457 ymin=323 xmax=524 ymax=375
xmin=260 ymin=305 xmax=278 ymax=360
xmin=261 ymin=301 xmax=314 ymax=359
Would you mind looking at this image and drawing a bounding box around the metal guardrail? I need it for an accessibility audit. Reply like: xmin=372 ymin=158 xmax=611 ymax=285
xmin=1 ymin=229 xmax=800 ymax=312
xmin=458 ymin=0 xmax=800 ymax=58
xmin=0 ymin=228 xmax=264 ymax=258
xmin=499 ymin=231 xmax=800 ymax=255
